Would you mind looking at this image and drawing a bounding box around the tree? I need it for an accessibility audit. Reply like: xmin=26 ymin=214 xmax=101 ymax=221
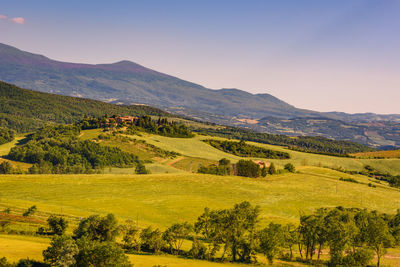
xmin=121 ymin=221 xmax=141 ymax=251
xmin=365 ymin=213 xmax=393 ymax=267
xmin=140 ymin=226 xmax=164 ymax=253
xmin=258 ymin=223 xmax=284 ymax=264
xmin=284 ymin=163 xmax=295 ymax=173
xmin=194 ymin=207 xmax=222 ymax=260
xmin=282 ymin=223 xmax=298 ymax=260
xmin=268 ymin=163 xmax=277 ymax=175
xmin=162 ymin=222 xmax=192 ymax=254
xmin=47 ymin=215 xmax=68 ymax=235
xmin=226 ymin=202 xmax=260 ymax=263
xmin=74 ymin=214 xmax=119 ymax=242
xmin=43 ymin=235 xmax=78 ymax=267
xmin=324 ymin=208 xmax=358 ymax=265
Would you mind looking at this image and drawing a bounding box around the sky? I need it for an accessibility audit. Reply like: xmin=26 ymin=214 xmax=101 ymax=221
xmin=1 ymin=0 xmax=400 ymax=114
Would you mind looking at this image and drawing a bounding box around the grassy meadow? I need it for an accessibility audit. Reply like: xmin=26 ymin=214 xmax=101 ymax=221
xmin=1 ymin=167 xmax=400 ymax=228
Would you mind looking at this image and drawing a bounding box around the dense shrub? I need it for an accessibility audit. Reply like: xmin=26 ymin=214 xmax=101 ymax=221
xmin=204 ymin=139 xmax=290 ymax=159
xmin=0 ymin=127 xmax=14 ymax=145
xmin=198 ymin=158 xmax=231 ymax=175
xmin=236 ymin=160 xmax=261 ymax=178
xmin=127 ymin=116 xmax=194 ymax=138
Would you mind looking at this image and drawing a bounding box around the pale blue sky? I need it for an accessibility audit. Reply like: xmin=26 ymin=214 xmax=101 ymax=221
xmin=1 ymin=0 xmax=400 ymax=114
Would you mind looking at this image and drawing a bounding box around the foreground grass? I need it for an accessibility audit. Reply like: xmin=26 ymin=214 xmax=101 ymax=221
xmin=1 ymin=234 xmax=400 ymax=266
xmin=0 ymin=235 xmax=48 ymax=262
xmin=0 ymin=234 xmax=305 ymax=266
xmin=128 ymin=254 xmax=307 ymax=267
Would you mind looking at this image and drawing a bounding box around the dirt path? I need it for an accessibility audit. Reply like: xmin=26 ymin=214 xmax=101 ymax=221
xmin=167 ymin=156 xmax=185 ymax=167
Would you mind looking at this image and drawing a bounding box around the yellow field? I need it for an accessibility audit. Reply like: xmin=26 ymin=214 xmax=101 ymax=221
xmin=0 ymin=235 xmax=48 ymax=262
xmin=352 ymin=149 xmax=400 ymax=159
xmin=0 ymin=166 xmax=399 ymax=228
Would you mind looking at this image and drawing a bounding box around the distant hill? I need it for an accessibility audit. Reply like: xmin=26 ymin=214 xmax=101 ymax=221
xmin=0 ymin=81 xmax=168 ymax=132
xmin=0 ymin=43 xmax=318 ymax=120
xmin=256 ymin=116 xmax=400 ymax=148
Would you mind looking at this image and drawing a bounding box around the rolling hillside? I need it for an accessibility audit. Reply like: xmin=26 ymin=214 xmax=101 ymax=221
xmin=2 ymin=129 xmax=400 ymax=266
xmin=0 ymin=81 xmax=168 ymax=132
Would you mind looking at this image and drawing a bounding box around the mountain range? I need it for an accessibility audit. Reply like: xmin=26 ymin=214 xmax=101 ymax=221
xmin=0 ymin=43 xmax=399 ymax=148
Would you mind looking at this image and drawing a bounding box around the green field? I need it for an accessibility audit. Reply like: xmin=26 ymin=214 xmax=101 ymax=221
xmin=1 ymin=167 xmax=399 ymax=228
xmin=2 ymin=130 xmax=400 ymax=265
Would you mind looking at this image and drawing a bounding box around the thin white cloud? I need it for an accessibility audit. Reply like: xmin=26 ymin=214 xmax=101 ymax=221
xmin=10 ymin=17 xmax=26 ymax=24
xmin=0 ymin=14 xmax=7 ymax=20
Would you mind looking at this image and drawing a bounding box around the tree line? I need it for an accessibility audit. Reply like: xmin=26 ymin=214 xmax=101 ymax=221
xmin=204 ymin=139 xmax=290 ymax=159
xmin=77 ymin=115 xmax=194 ymax=138
xmin=198 ymin=158 xmax=295 ymax=178
xmin=5 ymin=125 xmax=146 ymax=174
xmin=127 ymin=116 xmax=194 ymax=138
xmin=195 ymin=126 xmax=373 ymax=156
xmin=2 ymin=203 xmax=400 ymax=266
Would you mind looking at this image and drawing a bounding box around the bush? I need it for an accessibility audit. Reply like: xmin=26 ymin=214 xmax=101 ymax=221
xmin=135 ymin=162 xmax=149 ymax=174
xmin=284 ymin=163 xmax=295 ymax=173
xmin=23 ymin=205 xmax=37 ymax=217
xmin=339 ymin=177 xmax=359 ymax=183
xmin=0 ymin=162 xmax=14 ymax=174
xmin=16 ymin=259 xmax=49 ymax=267
xmin=47 ymin=215 xmax=68 ymax=235
xmin=0 ymin=257 xmax=12 ymax=267
xmin=0 ymin=127 xmax=15 ymax=145
xmin=204 ymin=139 xmax=290 ymax=159
xmin=268 ymin=162 xmax=277 ymax=175
xmin=198 ymin=158 xmax=230 ymax=176
xmin=189 ymin=238 xmax=207 ymax=259
xmin=341 ymin=248 xmax=374 ymax=267
xmin=236 ymin=160 xmax=261 ymax=178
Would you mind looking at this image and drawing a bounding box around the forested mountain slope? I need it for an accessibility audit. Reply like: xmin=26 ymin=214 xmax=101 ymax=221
xmin=0 ymin=81 xmax=167 ymax=132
